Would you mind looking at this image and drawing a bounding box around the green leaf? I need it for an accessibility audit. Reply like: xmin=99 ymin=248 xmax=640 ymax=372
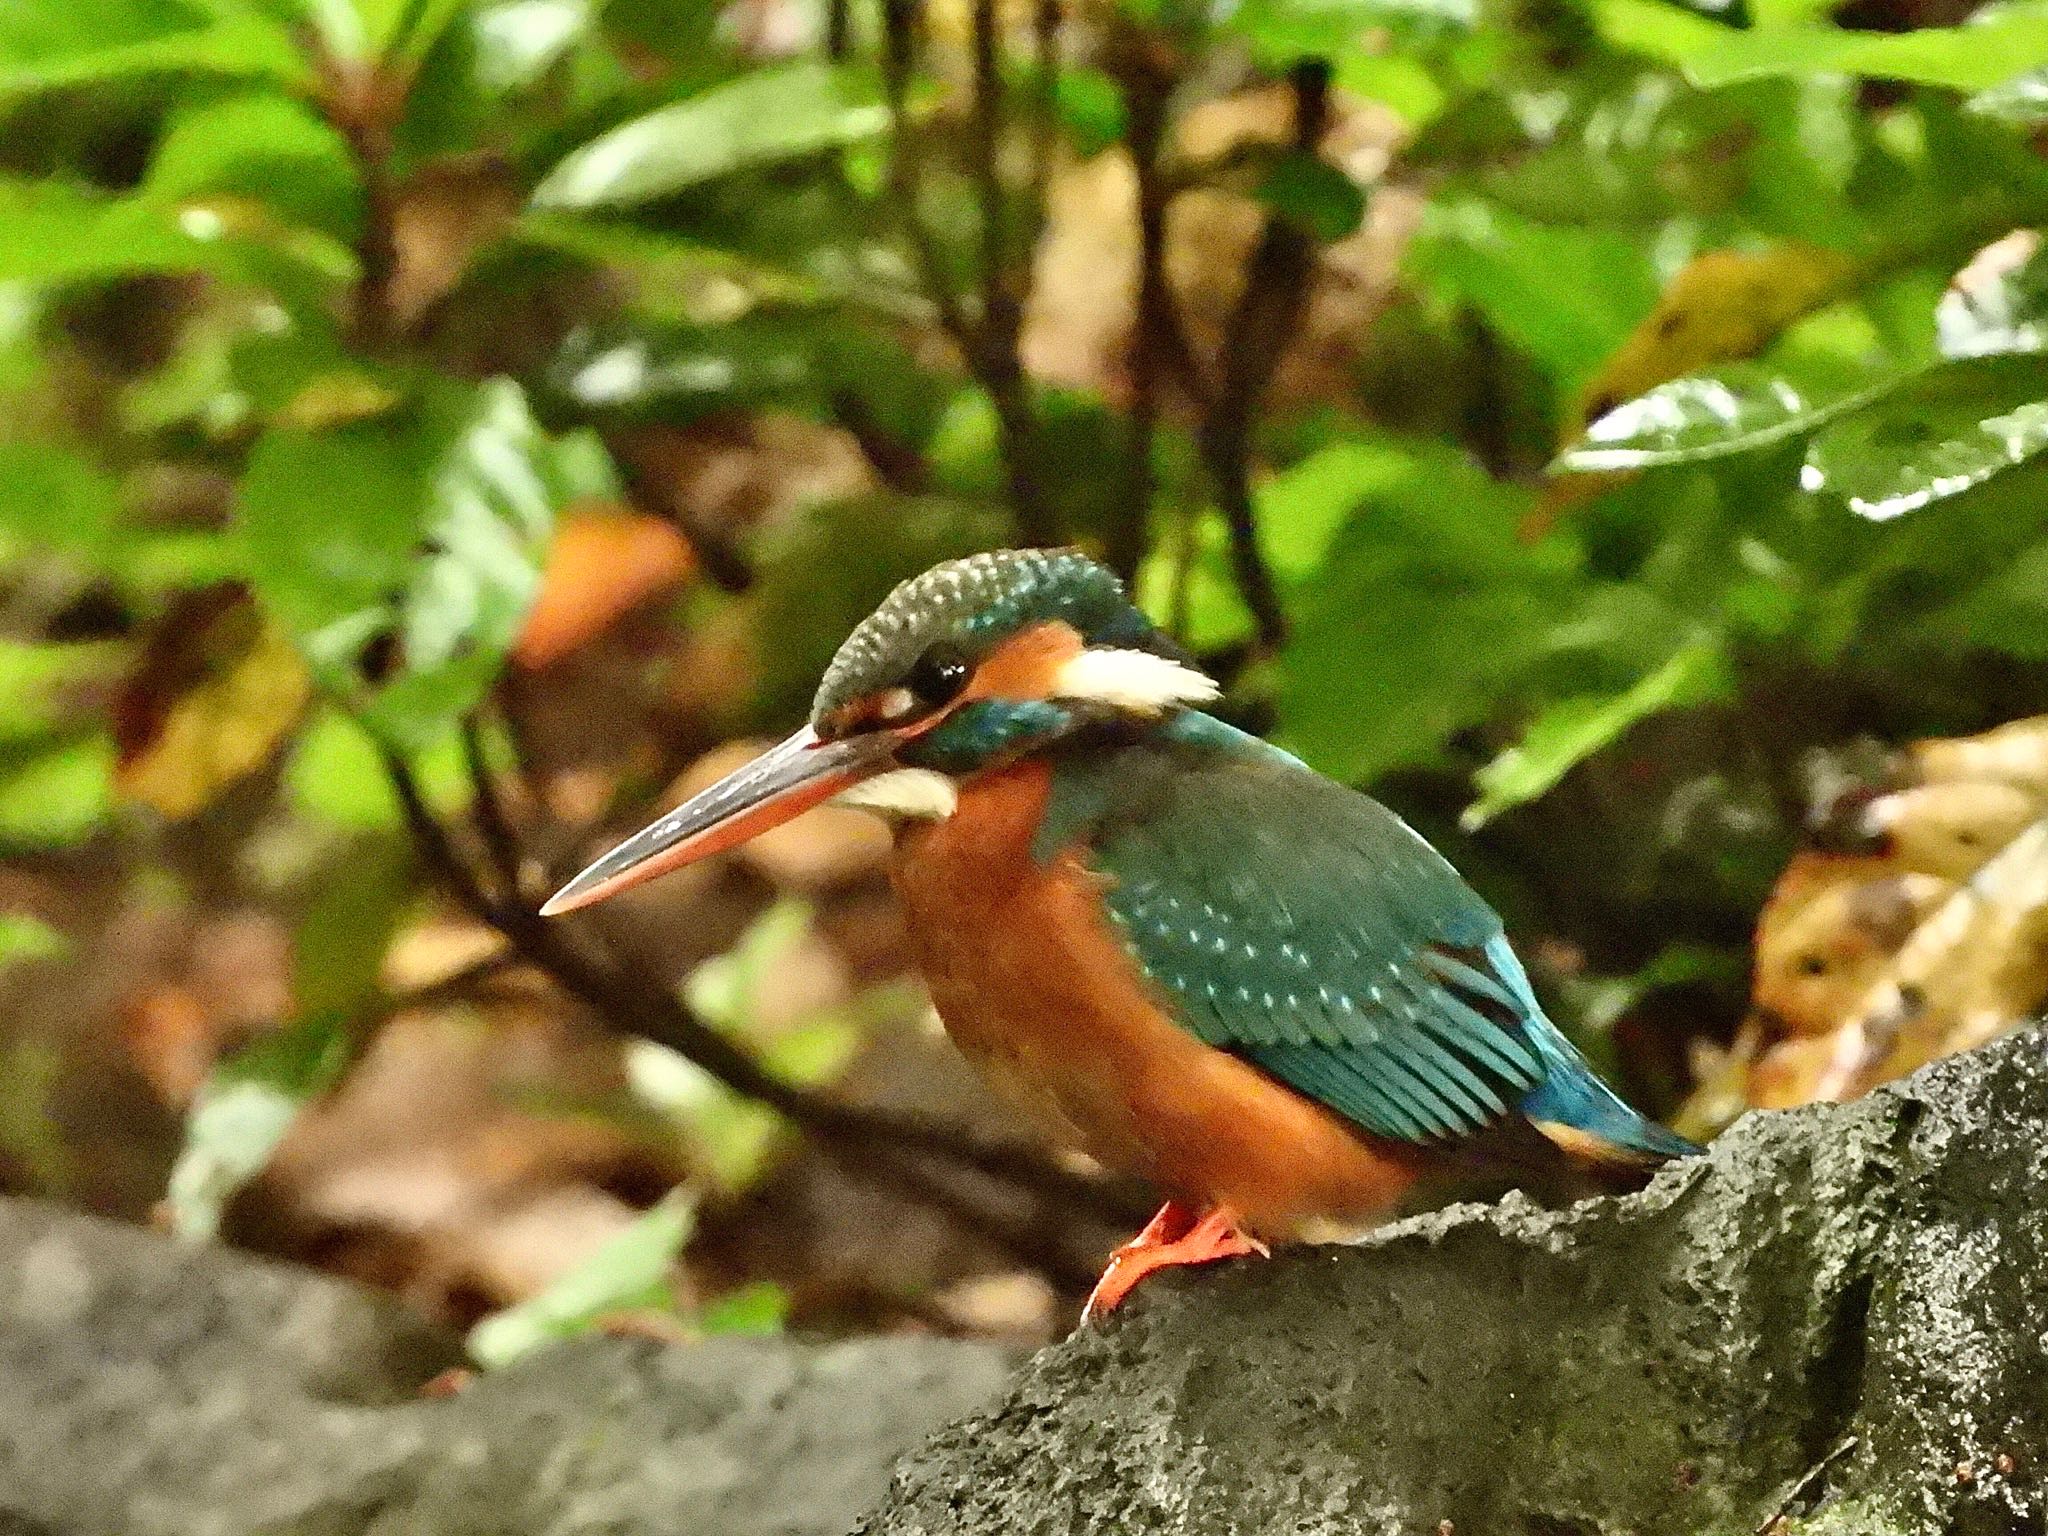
xmin=239 ymin=379 xmax=612 ymax=749
xmin=146 ymin=92 xmax=362 ymax=241
xmin=1274 ymin=438 xmax=1573 ymax=783
xmin=466 ymin=1190 xmax=695 ymax=1368
xmin=1558 ymin=366 xmax=1901 ymax=471
xmin=0 ymin=0 xmax=304 ymax=94
xmin=0 ymin=639 xmax=124 ymax=745
xmin=1803 ymin=359 xmax=2048 ymax=519
xmin=292 ymin=839 xmax=414 ymax=1018
xmin=1463 ymin=638 xmax=1734 ymax=827
xmin=1419 ymin=198 xmax=1659 ymax=387
xmin=1682 ymin=0 xmax=2048 ymax=89
xmin=0 ymin=441 xmax=122 ymax=552
xmin=0 ymin=178 xmax=215 ymax=285
xmin=1256 ymin=151 xmax=1367 ymax=242
xmin=284 ymin=708 xmax=474 ymax=827
xmin=531 ymin=60 xmax=890 ymax=210
xmin=165 ymin=1011 xmax=355 ymax=1240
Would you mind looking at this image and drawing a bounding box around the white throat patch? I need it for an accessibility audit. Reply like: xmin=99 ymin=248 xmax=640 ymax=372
xmin=1052 ymin=647 xmax=1220 ymax=714
xmin=834 ymin=768 xmax=960 ymax=821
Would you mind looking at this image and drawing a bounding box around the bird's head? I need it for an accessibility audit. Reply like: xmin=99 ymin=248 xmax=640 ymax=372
xmin=540 ymin=548 xmax=1216 ymax=914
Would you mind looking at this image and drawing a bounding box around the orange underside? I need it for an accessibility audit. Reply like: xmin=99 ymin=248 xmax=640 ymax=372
xmin=893 ymin=759 xmax=1426 ymax=1242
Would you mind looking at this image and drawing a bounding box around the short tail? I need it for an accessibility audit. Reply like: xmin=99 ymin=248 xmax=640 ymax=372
xmin=1482 ymin=936 xmax=1701 ymax=1163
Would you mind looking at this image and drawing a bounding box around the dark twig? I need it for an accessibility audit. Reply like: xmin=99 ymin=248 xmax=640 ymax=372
xmin=1194 ymin=59 xmax=1332 ymax=653
xmin=1109 ymin=45 xmax=1177 ymax=583
xmin=377 ymin=741 xmax=1138 ymax=1228
xmin=876 ymin=0 xmax=1055 ymax=545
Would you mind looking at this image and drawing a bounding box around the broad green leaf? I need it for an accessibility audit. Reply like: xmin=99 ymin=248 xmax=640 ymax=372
xmin=1419 ymin=198 xmax=1659 ymax=387
xmin=1463 ymin=638 xmax=1733 ymax=827
xmin=239 ymin=378 xmax=613 ymax=749
xmin=1255 ymin=152 xmax=1367 ymax=242
xmin=1560 ymin=368 xmax=1898 ymax=470
xmin=165 ymin=1011 xmax=355 ymax=1240
xmin=0 ymin=639 xmax=106 ymax=748
xmin=546 ymin=315 xmax=823 ymax=420
xmin=1804 ymin=360 xmax=2048 ymax=520
xmin=1683 ymin=1 xmax=2048 ymax=89
xmin=531 ymin=60 xmax=890 ymax=210
xmin=466 ymin=1190 xmax=695 ymax=1367
xmin=1585 ymin=0 xmax=1741 ymax=67
xmin=284 ymin=708 xmax=474 ymax=828
xmin=147 ymin=92 xmax=362 ymax=241
xmin=1274 ymin=439 xmax=1572 ymax=783
xmin=0 ymin=441 xmax=122 ymax=551
xmin=0 ymin=179 xmax=214 ymax=285
xmin=0 ymin=0 xmax=304 ymax=93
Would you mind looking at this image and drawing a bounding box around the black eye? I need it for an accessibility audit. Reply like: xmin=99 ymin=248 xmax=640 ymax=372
xmin=905 ymin=644 xmax=970 ymax=708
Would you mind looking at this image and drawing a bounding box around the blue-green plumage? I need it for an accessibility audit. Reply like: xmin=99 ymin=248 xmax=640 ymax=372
xmin=1035 ymin=711 xmax=1696 ymax=1161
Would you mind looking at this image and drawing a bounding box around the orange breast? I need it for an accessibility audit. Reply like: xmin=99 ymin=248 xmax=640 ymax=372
xmin=891 ymin=760 xmax=1425 ymax=1240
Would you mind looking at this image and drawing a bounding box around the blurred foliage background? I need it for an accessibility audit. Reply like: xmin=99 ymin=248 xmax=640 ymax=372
xmin=4 ymin=0 xmax=2048 ymax=1353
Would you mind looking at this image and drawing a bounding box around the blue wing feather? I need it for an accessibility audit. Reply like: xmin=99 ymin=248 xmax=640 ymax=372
xmin=1042 ymin=713 xmax=1695 ymax=1159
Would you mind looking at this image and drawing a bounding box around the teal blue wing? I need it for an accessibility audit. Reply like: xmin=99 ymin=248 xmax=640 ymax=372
xmin=1040 ymin=714 xmax=1690 ymax=1158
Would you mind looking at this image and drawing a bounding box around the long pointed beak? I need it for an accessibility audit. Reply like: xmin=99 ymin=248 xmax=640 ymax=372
xmin=540 ymin=725 xmax=893 ymax=915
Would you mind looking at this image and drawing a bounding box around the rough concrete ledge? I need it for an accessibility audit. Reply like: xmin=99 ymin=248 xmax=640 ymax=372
xmin=0 ymin=1199 xmax=1013 ymax=1536
xmin=859 ymin=1029 xmax=2048 ymax=1536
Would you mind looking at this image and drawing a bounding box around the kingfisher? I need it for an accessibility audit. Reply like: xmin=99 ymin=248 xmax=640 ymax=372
xmin=543 ymin=549 xmax=1697 ymax=1317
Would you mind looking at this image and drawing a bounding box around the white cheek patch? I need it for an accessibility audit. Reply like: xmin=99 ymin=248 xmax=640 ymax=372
xmin=834 ymin=768 xmax=960 ymax=820
xmin=1052 ymin=648 xmax=1220 ymax=714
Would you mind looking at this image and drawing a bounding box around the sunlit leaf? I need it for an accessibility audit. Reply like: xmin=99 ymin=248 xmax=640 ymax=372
xmin=466 ymin=1190 xmax=695 ymax=1367
xmin=531 ymin=60 xmax=889 ymax=210
xmin=1464 ymin=638 xmax=1733 ymax=828
xmin=1682 ymin=0 xmax=2048 ymax=88
xmin=284 ymin=707 xmax=474 ymax=828
xmin=165 ymin=1011 xmax=355 ymax=1240
xmin=1419 ymin=198 xmax=1659 ymax=386
xmin=1968 ymin=65 xmax=2048 ymax=123
xmin=1558 ymin=366 xmax=1900 ymax=471
xmin=1275 ymin=439 xmax=1572 ymax=783
xmin=1802 ymin=357 xmax=2048 ymax=520
xmin=146 ymin=91 xmax=362 ymax=241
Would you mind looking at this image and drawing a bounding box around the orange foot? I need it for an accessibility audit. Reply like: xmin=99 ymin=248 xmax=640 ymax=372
xmin=1082 ymin=1201 xmax=1270 ymax=1323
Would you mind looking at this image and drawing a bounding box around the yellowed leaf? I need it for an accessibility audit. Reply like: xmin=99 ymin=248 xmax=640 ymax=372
xmin=1682 ymin=714 xmax=2048 ymax=1134
xmin=115 ymin=591 xmax=312 ymax=819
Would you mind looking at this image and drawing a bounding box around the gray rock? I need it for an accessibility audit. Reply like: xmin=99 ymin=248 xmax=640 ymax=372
xmin=0 ymin=1200 xmax=1013 ymax=1536
xmin=861 ymin=1028 xmax=2048 ymax=1536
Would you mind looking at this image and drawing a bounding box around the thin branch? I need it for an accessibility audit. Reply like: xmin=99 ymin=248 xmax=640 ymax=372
xmin=460 ymin=717 xmax=528 ymax=900
xmin=1194 ymin=59 xmax=1332 ymax=653
xmin=379 ymin=741 xmax=1139 ymax=1227
xmin=876 ymin=0 xmax=1055 ymax=545
xmin=1110 ymin=45 xmax=1175 ymax=584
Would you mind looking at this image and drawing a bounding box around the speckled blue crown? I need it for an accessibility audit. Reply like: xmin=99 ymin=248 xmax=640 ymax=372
xmin=810 ymin=549 xmax=1150 ymax=724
